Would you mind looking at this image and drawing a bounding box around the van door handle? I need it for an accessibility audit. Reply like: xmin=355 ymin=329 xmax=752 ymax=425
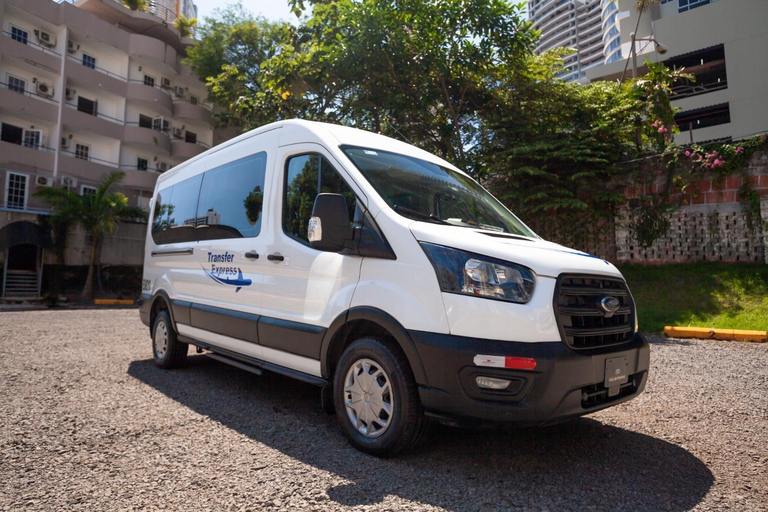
xmin=267 ymin=253 xmax=284 ymax=262
xmin=245 ymin=251 xmax=259 ymax=259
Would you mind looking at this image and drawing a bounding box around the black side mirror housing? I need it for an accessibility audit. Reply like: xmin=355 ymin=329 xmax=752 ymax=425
xmin=309 ymin=193 xmax=352 ymax=252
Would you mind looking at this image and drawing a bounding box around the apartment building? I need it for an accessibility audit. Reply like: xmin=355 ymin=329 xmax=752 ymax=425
xmin=0 ymin=0 xmax=215 ymax=297
xmin=528 ymin=0 xmax=606 ymax=83
xmin=586 ymin=0 xmax=768 ymax=144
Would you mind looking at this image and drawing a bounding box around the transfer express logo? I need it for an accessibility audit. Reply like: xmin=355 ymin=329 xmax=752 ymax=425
xmin=202 ymin=251 xmax=252 ymax=292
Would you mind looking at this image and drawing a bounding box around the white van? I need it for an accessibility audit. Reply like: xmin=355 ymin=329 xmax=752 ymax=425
xmin=139 ymin=120 xmax=649 ymax=456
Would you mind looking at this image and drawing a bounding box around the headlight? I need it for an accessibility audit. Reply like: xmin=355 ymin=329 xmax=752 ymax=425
xmin=420 ymin=242 xmax=535 ymax=304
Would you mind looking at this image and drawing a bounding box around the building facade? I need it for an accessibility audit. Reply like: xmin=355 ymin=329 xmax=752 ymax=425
xmin=586 ymin=0 xmax=768 ymax=145
xmin=528 ymin=0 xmax=606 ymax=83
xmin=0 ymin=0 xmax=216 ymax=297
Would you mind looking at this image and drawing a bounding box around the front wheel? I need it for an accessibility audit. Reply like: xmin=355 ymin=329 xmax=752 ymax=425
xmin=333 ymin=337 xmax=429 ymax=457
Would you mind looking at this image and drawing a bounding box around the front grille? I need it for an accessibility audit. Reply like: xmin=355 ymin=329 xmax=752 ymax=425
xmin=554 ymin=274 xmax=635 ymax=350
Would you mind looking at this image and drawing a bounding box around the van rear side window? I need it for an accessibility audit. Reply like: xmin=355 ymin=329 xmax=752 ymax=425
xmin=197 ymin=152 xmax=267 ymax=240
xmin=152 ymin=174 xmax=202 ymax=245
xmin=151 ymin=152 xmax=267 ymax=245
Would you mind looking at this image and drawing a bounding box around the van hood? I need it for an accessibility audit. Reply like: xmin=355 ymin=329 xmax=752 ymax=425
xmin=408 ymin=222 xmax=622 ymax=279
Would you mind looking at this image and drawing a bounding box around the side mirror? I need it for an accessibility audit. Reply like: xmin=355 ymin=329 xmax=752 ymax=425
xmin=308 ymin=193 xmax=353 ymax=252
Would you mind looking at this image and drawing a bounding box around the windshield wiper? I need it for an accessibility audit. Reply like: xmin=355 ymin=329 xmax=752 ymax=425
xmin=393 ymin=205 xmax=450 ymax=225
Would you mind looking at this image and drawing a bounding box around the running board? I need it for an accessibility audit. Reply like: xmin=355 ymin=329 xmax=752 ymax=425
xmin=180 ymin=334 xmax=327 ymax=387
xmin=205 ymin=352 xmax=263 ymax=376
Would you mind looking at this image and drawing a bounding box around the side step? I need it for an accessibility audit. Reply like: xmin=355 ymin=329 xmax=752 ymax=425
xmin=205 ymin=352 xmax=263 ymax=376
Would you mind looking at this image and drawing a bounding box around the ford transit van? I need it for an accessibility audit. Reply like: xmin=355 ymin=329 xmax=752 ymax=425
xmin=139 ymin=120 xmax=649 ymax=456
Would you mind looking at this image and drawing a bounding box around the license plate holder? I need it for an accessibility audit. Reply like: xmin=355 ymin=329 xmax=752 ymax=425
xmin=604 ymin=357 xmax=629 ymax=397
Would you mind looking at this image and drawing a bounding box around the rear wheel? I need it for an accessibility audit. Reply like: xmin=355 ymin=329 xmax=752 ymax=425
xmin=152 ymin=310 xmax=188 ymax=369
xmin=334 ymin=337 xmax=429 ymax=457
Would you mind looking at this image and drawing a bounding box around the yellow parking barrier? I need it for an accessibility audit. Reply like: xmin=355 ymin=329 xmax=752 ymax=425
xmin=94 ymin=299 xmax=135 ymax=305
xmin=663 ymin=326 xmax=767 ymax=343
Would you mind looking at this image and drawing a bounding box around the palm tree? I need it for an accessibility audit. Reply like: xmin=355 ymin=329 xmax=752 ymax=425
xmin=34 ymin=171 xmax=147 ymax=300
xmin=174 ymin=15 xmax=197 ymax=38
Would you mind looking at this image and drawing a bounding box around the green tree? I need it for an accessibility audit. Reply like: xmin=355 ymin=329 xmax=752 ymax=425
xmin=184 ymin=5 xmax=295 ymax=129
xmin=174 ymin=15 xmax=197 ymax=38
xmin=34 ymin=172 xmax=147 ymax=300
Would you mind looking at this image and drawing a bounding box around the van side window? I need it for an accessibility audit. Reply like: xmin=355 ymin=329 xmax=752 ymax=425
xmin=197 ymin=152 xmax=267 ymax=241
xmin=283 ymin=153 xmax=356 ymax=245
xmin=151 ymin=174 xmax=203 ymax=245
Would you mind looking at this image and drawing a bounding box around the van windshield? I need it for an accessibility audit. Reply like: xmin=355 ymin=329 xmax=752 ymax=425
xmin=341 ymin=146 xmax=536 ymax=237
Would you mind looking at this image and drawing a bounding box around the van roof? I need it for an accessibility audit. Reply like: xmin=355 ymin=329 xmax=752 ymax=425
xmin=157 ymin=119 xmax=460 ymax=185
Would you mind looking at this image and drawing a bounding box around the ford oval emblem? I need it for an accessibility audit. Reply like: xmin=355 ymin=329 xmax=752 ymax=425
xmin=600 ymin=296 xmax=621 ymax=315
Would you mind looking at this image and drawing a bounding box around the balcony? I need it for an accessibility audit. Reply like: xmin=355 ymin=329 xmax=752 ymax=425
xmin=126 ymin=81 xmax=173 ymax=116
xmin=0 ymin=83 xmax=58 ymax=123
xmin=1 ymin=31 xmax=61 ymax=74
xmin=118 ymin=168 xmax=162 ymax=190
xmin=123 ymin=123 xmax=171 ymax=155
xmin=171 ymin=139 xmax=209 ymax=160
xmin=58 ymin=150 xmax=120 ymax=180
xmin=0 ymin=139 xmax=55 ymax=171
xmin=76 ymin=0 xmax=191 ymax=54
xmin=62 ymin=103 xmax=125 ymax=139
xmin=172 ymin=100 xmax=213 ymax=125
xmin=128 ymin=34 xmax=179 ymax=74
xmin=66 ymin=56 xmax=127 ymax=96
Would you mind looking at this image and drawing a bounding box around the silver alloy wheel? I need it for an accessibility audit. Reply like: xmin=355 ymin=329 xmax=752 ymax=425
xmin=343 ymin=358 xmax=394 ymax=438
xmin=154 ymin=318 xmax=169 ymax=360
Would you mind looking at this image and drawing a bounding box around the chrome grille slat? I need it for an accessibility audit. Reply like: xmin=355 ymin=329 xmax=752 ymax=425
xmin=555 ymin=274 xmax=635 ymax=350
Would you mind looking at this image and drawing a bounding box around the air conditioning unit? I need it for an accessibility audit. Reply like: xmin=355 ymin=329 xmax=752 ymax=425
xmin=160 ymin=77 xmax=172 ymax=89
xmin=60 ymin=137 xmax=71 ymax=150
xmin=65 ymin=88 xmax=76 ymax=100
xmin=174 ymin=86 xmax=186 ymax=98
xmin=36 ymin=175 xmax=54 ymax=187
xmin=61 ymin=176 xmax=78 ymax=189
xmin=67 ymin=40 xmax=79 ymax=54
xmin=34 ymin=29 xmax=56 ymax=48
xmin=36 ymin=81 xmax=54 ymax=97
xmin=158 ymin=162 xmax=169 ymax=172
xmin=172 ymin=127 xmax=184 ymax=138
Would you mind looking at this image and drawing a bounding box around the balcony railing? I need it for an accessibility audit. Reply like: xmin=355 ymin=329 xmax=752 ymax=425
xmin=173 ymin=98 xmax=214 ymax=112
xmin=67 ymin=55 xmax=127 ymax=81
xmin=0 ymin=139 xmax=56 ymax=153
xmin=65 ymin=102 xmax=125 ymax=125
xmin=671 ymin=79 xmax=728 ymax=101
xmin=127 ymin=79 xmax=173 ymax=96
xmin=120 ymin=164 xmax=164 ymax=173
xmin=125 ymin=121 xmax=169 ymax=133
xmin=2 ymin=30 xmax=62 ymax=57
xmin=0 ymin=81 xmax=58 ymax=105
xmin=60 ymin=149 xmax=120 ymax=168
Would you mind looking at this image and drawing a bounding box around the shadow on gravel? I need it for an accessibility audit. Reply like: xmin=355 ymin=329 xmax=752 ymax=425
xmin=129 ymin=355 xmax=713 ymax=511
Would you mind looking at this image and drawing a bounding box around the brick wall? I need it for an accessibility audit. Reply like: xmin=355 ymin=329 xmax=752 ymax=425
xmin=617 ymin=147 xmax=768 ymax=264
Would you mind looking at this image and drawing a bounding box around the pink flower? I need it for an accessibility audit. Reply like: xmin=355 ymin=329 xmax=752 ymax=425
xmin=713 ymin=159 xmax=723 ymax=167
xmin=658 ymin=127 xmax=668 ymax=133
xmin=736 ymin=147 xmax=744 ymax=154
xmin=685 ymin=151 xmax=691 ymax=157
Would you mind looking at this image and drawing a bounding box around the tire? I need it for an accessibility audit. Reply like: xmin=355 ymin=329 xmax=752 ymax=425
xmin=333 ymin=337 xmax=429 ymax=457
xmin=152 ymin=310 xmax=188 ymax=369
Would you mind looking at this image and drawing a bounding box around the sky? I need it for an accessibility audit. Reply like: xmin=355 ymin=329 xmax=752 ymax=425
xmin=193 ymin=0 xmax=296 ymax=23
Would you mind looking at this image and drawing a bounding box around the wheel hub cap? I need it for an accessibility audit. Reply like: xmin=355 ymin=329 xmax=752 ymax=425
xmin=154 ymin=320 xmax=168 ymax=359
xmin=344 ymin=358 xmax=393 ymax=438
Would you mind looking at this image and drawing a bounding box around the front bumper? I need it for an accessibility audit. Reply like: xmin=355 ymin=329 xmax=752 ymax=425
xmin=410 ymin=331 xmax=650 ymax=427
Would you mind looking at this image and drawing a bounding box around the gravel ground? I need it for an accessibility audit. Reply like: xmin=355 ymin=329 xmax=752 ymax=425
xmin=1 ymin=309 xmax=766 ymax=511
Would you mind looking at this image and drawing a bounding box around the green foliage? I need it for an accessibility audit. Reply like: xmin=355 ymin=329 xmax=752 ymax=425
xmin=174 ymin=15 xmax=197 ymax=38
xmin=34 ymin=172 xmax=147 ymax=300
xmin=120 ymin=0 xmax=148 ymax=12
xmin=621 ymin=263 xmax=768 ymax=333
